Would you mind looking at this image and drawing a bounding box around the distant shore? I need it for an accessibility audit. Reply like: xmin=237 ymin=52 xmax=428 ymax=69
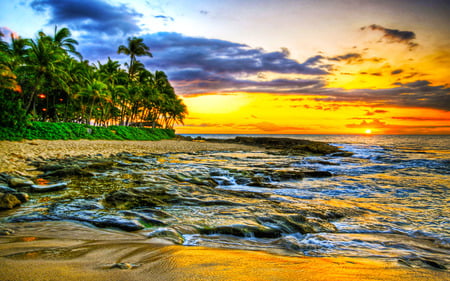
xmin=0 ymin=139 xmax=257 ymax=174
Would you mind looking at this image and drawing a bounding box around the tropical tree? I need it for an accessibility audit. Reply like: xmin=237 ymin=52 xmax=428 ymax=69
xmin=117 ymin=37 xmax=152 ymax=80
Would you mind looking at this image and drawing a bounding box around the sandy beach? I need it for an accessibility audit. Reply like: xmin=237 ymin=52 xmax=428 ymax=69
xmin=0 ymin=139 xmax=448 ymax=280
xmin=0 ymin=221 xmax=447 ymax=281
xmin=0 ymin=139 xmax=256 ymax=174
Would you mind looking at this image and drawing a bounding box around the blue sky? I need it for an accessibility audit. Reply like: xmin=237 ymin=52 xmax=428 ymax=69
xmin=1 ymin=0 xmax=449 ymax=134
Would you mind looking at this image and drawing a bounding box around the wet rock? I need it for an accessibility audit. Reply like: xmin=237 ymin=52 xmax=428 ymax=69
xmin=110 ymin=262 xmax=142 ymax=270
xmin=6 ymin=212 xmax=56 ymax=222
xmin=270 ymin=170 xmax=305 ymax=180
xmin=119 ymin=210 xmax=167 ymax=226
xmin=147 ymin=227 xmax=184 ymax=244
xmin=44 ymin=167 xmax=94 ymax=177
xmin=257 ymin=214 xmax=337 ymax=234
xmin=91 ymin=215 xmax=144 ymax=231
xmin=398 ymin=256 xmax=447 ymax=270
xmin=0 ymin=225 xmax=15 ymax=235
xmin=103 ymin=187 xmax=177 ymax=209
xmin=213 ymin=137 xmax=341 ymax=155
xmin=331 ymin=151 xmax=354 ymax=157
xmin=8 ymin=177 xmax=34 ymax=188
xmin=0 ymin=193 xmax=22 ymax=209
xmin=31 ymin=182 xmax=68 ymax=192
xmin=302 ymin=171 xmax=333 ymax=178
xmin=86 ymin=160 xmax=116 ymax=170
xmin=201 ymin=223 xmax=282 ymax=238
xmin=269 ymin=170 xmax=332 ymax=181
xmin=11 ymin=192 xmax=29 ymax=203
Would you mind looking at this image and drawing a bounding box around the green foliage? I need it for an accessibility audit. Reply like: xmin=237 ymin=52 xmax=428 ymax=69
xmin=109 ymin=125 xmax=175 ymax=140
xmin=0 ymin=89 xmax=28 ymax=140
xmin=0 ymin=122 xmax=174 ymax=141
xmin=0 ymin=26 xmax=187 ymax=134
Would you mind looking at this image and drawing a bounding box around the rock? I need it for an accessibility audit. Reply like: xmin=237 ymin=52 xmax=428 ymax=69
xmin=8 ymin=177 xmax=34 ymax=188
xmin=12 ymin=192 xmax=29 ymax=203
xmin=212 ymin=137 xmax=342 ymax=155
xmin=271 ymin=170 xmax=305 ymax=180
xmin=0 ymin=185 xmax=16 ymax=193
xmin=86 ymin=160 xmax=116 ymax=170
xmin=119 ymin=210 xmax=167 ymax=227
xmin=398 ymin=256 xmax=447 ymax=270
xmin=91 ymin=215 xmax=144 ymax=231
xmin=44 ymin=167 xmax=94 ymax=177
xmin=0 ymin=193 xmax=22 ymax=209
xmin=110 ymin=263 xmax=142 ymax=270
xmin=31 ymin=182 xmax=68 ymax=192
xmin=302 ymin=171 xmax=333 ymax=178
xmin=332 ymin=151 xmax=354 ymax=157
xmin=147 ymin=227 xmax=184 ymax=244
xmin=103 ymin=187 xmax=178 ymax=209
xmin=257 ymin=214 xmax=337 ymax=234
xmin=0 ymin=225 xmax=15 ymax=235
xmin=201 ymin=223 xmax=282 ymax=238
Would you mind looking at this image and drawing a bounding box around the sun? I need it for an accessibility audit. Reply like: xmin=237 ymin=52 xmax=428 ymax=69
xmin=365 ymin=129 xmax=372 ymax=134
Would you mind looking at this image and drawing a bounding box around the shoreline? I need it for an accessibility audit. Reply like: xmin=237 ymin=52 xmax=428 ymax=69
xmin=0 ymin=221 xmax=447 ymax=281
xmin=0 ymin=139 xmax=258 ymax=174
xmin=1 ymin=139 xmax=448 ymax=280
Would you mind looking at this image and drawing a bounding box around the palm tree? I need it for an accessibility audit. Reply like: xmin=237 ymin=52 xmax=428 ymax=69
xmin=117 ymin=37 xmax=152 ymax=80
xmin=39 ymin=26 xmax=81 ymax=59
xmin=23 ymin=34 xmax=70 ymax=118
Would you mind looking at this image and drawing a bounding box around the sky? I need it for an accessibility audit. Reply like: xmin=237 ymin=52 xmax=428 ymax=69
xmin=1 ymin=0 xmax=449 ymax=135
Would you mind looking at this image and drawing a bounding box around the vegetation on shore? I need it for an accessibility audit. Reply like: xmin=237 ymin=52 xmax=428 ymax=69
xmin=0 ymin=121 xmax=175 ymax=141
xmin=0 ymin=26 xmax=186 ymax=141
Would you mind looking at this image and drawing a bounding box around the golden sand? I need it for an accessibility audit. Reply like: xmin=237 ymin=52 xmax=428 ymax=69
xmin=0 ymin=221 xmax=447 ymax=281
xmin=0 ymin=139 xmax=256 ymax=174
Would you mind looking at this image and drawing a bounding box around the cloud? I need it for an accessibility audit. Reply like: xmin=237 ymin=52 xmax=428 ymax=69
xmin=250 ymin=122 xmax=308 ymax=132
xmin=314 ymin=80 xmax=450 ymax=111
xmin=391 ymin=69 xmax=403 ymax=75
xmin=361 ymin=24 xmax=418 ymax=50
xmin=346 ymin=119 xmax=387 ymax=128
xmin=392 ymin=117 xmax=450 ymax=121
xmin=144 ymin=32 xmax=328 ymax=76
xmin=365 ymin=110 xmax=388 ymax=116
xmin=30 ymin=0 xmax=142 ymax=35
xmin=328 ymin=53 xmax=363 ymax=64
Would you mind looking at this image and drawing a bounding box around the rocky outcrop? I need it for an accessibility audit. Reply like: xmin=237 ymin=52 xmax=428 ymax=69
xmin=204 ymin=136 xmax=349 ymax=156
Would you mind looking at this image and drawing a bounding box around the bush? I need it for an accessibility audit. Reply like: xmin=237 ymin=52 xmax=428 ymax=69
xmin=0 ymin=89 xmax=28 ymax=140
xmin=0 ymin=121 xmax=175 ymax=141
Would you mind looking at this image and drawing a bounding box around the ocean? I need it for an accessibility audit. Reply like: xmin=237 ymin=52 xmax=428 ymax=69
xmin=181 ymin=134 xmax=449 ymax=260
xmin=3 ymin=134 xmax=449 ymax=267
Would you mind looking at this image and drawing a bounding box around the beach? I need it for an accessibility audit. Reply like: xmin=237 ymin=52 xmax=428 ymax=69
xmin=0 ymin=139 xmax=257 ymax=174
xmin=0 ymin=137 xmax=448 ymax=280
xmin=0 ymin=221 xmax=446 ymax=281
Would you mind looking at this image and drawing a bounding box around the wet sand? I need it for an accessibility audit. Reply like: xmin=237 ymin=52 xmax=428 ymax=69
xmin=0 ymin=139 xmax=257 ymax=174
xmin=0 ymin=140 xmax=448 ymax=280
xmin=0 ymin=221 xmax=447 ymax=281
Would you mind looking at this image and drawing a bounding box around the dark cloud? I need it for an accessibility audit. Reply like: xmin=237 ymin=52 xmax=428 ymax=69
xmin=314 ymin=80 xmax=450 ymax=111
xmin=328 ymin=53 xmax=363 ymax=64
xmin=365 ymin=110 xmax=388 ymax=116
xmin=391 ymin=69 xmax=403 ymax=75
xmin=392 ymin=116 xmax=450 ymax=121
xmin=143 ymin=32 xmax=328 ymax=76
xmin=361 ymin=24 xmax=418 ymax=50
xmin=30 ymin=0 xmax=142 ymax=35
xmin=346 ymin=119 xmax=387 ymax=128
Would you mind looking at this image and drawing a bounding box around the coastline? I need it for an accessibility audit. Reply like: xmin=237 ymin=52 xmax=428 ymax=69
xmin=0 ymin=139 xmax=258 ymax=174
xmin=1 ymin=221 xmax=447 ymax=281
xmin=0 ymin=138 xmax=448 ymax=280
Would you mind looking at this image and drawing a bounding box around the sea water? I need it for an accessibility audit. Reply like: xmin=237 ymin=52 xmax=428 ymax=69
xmin=182 ymin=134 xmax=449 ymax=260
